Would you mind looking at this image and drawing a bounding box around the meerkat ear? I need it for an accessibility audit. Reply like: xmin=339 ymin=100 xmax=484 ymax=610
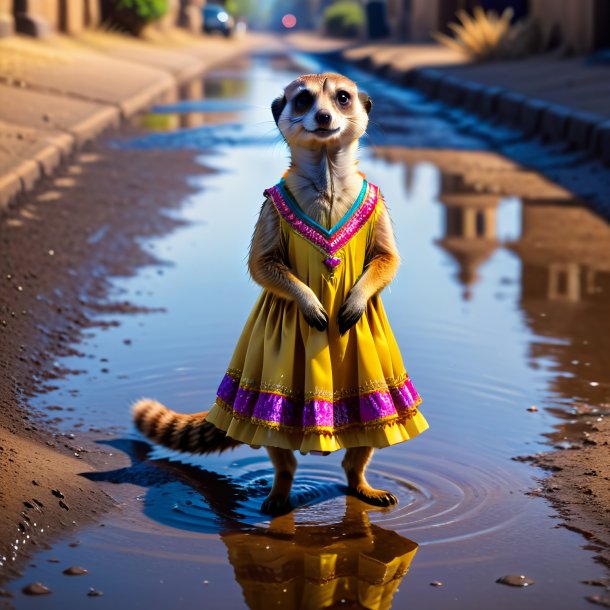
xmin=271 ymin=95 xmax=287 ymax=125
xmin=359 ymin=91 xmax=372 ymax=114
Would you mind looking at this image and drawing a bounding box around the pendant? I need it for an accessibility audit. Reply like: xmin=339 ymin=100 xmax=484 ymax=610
xmin=324 ymin=256 xmax=341 ymax=272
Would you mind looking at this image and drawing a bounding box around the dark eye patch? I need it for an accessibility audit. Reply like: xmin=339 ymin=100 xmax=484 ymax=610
xmin=293 ymin=90 xmax=313 ymax=113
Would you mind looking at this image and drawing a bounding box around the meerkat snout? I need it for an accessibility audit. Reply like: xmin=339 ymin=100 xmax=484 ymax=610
xmin=315 ymin=110 xmax=332 ymax=128
xmin=272 ymin=73 xmax=372 ymax=147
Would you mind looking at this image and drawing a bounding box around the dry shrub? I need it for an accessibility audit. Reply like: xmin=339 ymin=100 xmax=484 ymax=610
xmin=433 ymin=7 xmax=538 ymax=61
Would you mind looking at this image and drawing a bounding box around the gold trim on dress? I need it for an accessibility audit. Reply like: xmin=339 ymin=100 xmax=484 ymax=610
xmin=213 ymin=397 xmax=423 ymax=436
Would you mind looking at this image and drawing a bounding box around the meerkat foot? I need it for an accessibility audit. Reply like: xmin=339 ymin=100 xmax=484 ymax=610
xmin=262 ymin=447 xmax=297 ymax=515
xmin=342 ymin=447 xmax=398 ymax=508
xmin=261 ymin=492 xmax=293 ymax=515
xmin=348 ymin=484 xmax=398 ymax=507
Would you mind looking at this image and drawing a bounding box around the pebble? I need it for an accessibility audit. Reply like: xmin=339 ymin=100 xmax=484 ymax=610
xmin=51 ymin=489 xmax=65 ymax=499
xmin=87 ymin=588 xmax=103 ymax=597
xmin=496 ymin=574 xmax=535 ymax=587
xmin=22 ymin=582 xmax=52 ymax=595
xmin=63 ymin=566 xmax=88 ymax=576
xmin=527 ymin=405 xmax=539 ymax=412
xmin=587 ymin=595 xmax=610 ymax=608
xmin=430 ymin=581 xmax=443 ymax=587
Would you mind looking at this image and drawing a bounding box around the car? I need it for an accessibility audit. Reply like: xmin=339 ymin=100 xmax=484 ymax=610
xmin=202 ymin=4 xmax=235 ymax=37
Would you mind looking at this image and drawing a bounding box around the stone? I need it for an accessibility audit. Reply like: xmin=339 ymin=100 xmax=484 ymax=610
xmin=496 ymin=574 xmax=535 ymax=587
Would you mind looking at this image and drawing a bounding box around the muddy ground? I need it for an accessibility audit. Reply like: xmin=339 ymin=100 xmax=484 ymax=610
xmin=0 ymin=130 xmax=609 ymax=596
xmin=0 ymin=136 xmax=209 ymax=585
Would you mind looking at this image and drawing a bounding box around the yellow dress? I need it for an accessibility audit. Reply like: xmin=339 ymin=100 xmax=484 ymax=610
xmin=205 ymin=176 xmax=428 ymax=453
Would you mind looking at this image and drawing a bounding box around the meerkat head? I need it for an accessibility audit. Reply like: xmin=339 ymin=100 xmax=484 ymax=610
xmin=271 ymin=73 xmax=372 ymax=149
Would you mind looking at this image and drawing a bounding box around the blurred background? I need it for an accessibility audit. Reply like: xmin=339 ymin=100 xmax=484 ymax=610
xmin=0 ymin=0 xmax=608 ymax=52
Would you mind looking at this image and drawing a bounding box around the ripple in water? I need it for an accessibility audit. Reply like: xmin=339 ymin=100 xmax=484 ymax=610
xmin=97 ymin=438 xmax=521 ymax=552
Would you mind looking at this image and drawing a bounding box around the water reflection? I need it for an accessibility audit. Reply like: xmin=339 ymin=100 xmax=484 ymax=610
xmin=509 ymin=198 xmax=610 ymax=406
xmin=86 ymin=440 xmax=418 ymax=610
xmin=140 ymin=69 xmax=248 ymax=131
xmin=223 ymin=498 xmax=417 ymax=610
xmin=436 ymin=173 xmax=500 ymax=300
xmin=9 ymin=53 xmax=609 ymax=609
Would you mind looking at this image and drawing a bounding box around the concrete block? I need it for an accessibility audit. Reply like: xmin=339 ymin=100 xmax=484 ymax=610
xmin=591 ymin=120 xmax=610 ymax=165
xmin=413 ymin=69 xmax=443 ymax=98
xmin=566 ymin=111 xmax=605 ymax=150
xmin=476 ymin=86 xmax=505 ymax=118
xmin=384 ymin=64 xmax=411 ymax=85
xmin=15 ymin=158 xmax=41 ymax=192
xmin=541 ymin=104 xmax=571 ymax=142
xmin=520 ymin=99 xmax=547 ymax=135
xmin=460 ymin=82 xmax=485 ymax=113
xmin=33 ymin=139 xmax=64 ymax=176
xmin=400 ymin=69 xmax=418 ymax=87
xmin=498 ymin=92 xmax=526 ymax=127
xmin=438 ymin=76 xmax=464 ymax=107
xmin=0 ymin=170 xmax=22 ymax=210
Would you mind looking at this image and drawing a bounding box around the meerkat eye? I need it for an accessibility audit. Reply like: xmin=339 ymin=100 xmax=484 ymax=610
xmin=293 ymin=90 xmax=313 ymax=113
xmin=336 ymin=91 xmax=351 ymax=107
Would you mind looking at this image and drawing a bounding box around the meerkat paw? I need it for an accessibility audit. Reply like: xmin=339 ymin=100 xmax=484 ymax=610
xmin=261 ymin=492 xmax=293 ymax=515
xmin=338 ymin=290 xmax=367 ymax=335
xmin=348 ymin=484 xmax=398 ymax=507
xmin=301 ymin=297 xmax=329 ymax=331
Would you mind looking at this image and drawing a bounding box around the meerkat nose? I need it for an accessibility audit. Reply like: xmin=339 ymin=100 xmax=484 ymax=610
xmin=315 ymin=110 xmax=332 ymax=126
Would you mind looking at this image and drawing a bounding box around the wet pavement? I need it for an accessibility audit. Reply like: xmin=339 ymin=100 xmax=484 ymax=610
xmin=3 ymin=51 xmax=610 ymax=609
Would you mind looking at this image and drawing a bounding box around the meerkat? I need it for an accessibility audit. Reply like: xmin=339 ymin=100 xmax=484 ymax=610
xmin=133 ymin=73 xmax=427 ymax=515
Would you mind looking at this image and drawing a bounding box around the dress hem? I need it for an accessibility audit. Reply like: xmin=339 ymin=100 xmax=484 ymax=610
xmin=205 ymin=400 xmax=429 ymax=453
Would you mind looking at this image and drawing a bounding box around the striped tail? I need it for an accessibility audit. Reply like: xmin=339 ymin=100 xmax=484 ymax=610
xmin=132 ymin=399 xmax=241 ymax=455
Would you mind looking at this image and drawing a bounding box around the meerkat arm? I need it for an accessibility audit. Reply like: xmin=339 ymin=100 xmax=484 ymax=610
xmin=249 ymin=198 xmax=329 ymax=330
xmin=338 ymin=202 xmax=400 ymax=334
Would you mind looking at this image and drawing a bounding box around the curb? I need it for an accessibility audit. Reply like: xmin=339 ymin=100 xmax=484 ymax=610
xmin=0 ymin=80 xmax=169 ymax=211
xmin=346 ymin=53 xmax=610 ymax=167
xmin=0 ymin=41 xmax=258 ymax=212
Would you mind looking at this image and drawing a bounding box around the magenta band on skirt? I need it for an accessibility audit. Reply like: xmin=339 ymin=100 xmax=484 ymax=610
xmin=216 ymin=372 xmax=421 ymax=430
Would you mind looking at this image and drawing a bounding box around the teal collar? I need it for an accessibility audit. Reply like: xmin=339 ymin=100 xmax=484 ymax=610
xmin=277 ymin=178 xmax=368 ymax=239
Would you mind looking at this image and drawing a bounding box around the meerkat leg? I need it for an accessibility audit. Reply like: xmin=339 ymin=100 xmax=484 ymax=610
xmin=342 ymin=447 xmax=398 ymax=507
xmin=261 ymin=446 xmax=297 ymax=515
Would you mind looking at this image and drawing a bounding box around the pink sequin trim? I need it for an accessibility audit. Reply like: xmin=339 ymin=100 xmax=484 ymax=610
xmin=216 ymin=372 xmax=421 ymax=431
xmin=264 ymin=183 xmax=379 ymax=255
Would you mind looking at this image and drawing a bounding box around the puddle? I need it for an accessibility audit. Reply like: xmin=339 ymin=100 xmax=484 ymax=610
xmin=4 ymin=53 xmax=610 ymax=609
